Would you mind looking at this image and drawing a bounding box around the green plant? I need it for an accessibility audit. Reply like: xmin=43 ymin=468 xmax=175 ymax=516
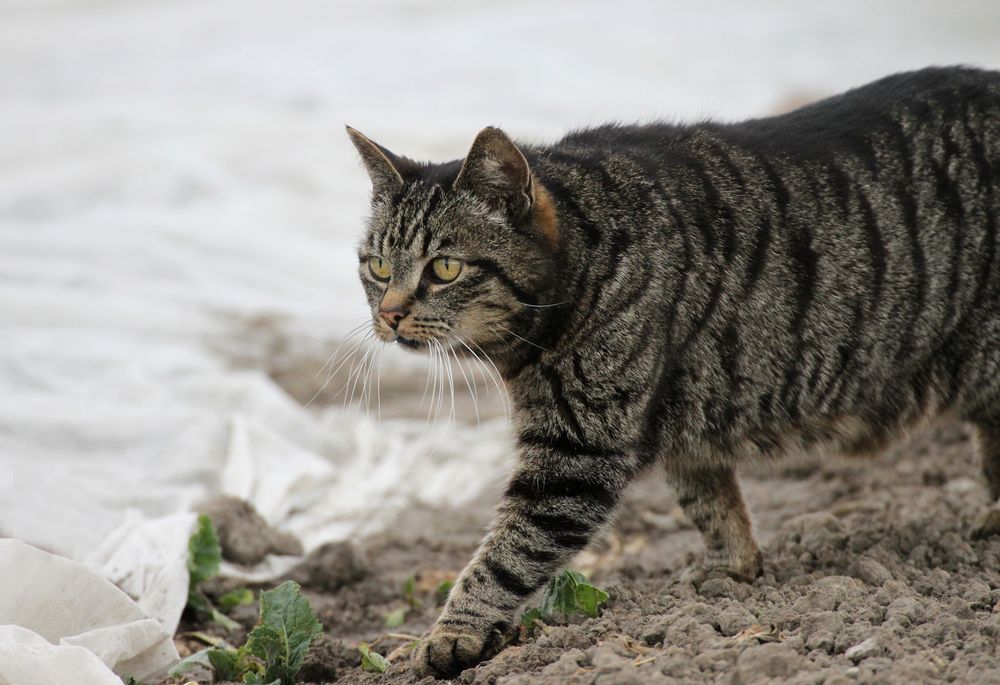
xmin=383 ymin=574 xmax=426 ymax=627
xmin=186 ymin=514 xmax=221 ymax=614
xmin=184 ymin=514 xmax=253 ymax=631
xmin=219 ymin=587 xmax=255 ymax=612
xmin=435 ymin=579 xmax=454 ymax=604
xmin=520 ymin=570 xmax=609 ymax=633
xmin=384 ymin=607 xmax=407 ymax=628
xmin=359 ymin=642 xmax=389 ymax=674
xmin=171 ymin=580 xmax=322 ymax=685
xmin=403 ymin=575 xmax=421 ymax=609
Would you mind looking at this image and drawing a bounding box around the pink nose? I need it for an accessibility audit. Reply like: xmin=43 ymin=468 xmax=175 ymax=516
xmin=379 ymin=307 xmax=408 ymax=330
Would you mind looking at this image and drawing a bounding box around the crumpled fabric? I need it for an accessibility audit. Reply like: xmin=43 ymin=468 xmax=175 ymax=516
xmin=0 ymin=540 xmax=179 ymax=683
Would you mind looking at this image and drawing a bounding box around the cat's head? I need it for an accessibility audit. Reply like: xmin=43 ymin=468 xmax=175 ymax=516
xmin=348 ymin=126 xmax=559 ymax=355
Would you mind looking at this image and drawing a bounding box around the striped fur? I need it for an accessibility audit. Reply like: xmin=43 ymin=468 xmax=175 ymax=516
xmin=348 ymin=66 xmax=1000 ymax=677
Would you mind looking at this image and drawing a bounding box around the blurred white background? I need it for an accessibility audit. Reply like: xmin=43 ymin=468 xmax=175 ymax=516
xmin=1 ymin=0 xmax=1000 ymax=648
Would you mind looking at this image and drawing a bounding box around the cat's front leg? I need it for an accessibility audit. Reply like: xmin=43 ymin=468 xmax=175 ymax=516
xmin=414 ymin=445 xmax=633 ymax=678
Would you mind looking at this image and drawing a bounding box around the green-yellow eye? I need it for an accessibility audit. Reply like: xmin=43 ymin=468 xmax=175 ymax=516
xmin=368 ymin=256 xmax=391 ymax=281
xmin=431 ymin=257 xmax=462 ymax=283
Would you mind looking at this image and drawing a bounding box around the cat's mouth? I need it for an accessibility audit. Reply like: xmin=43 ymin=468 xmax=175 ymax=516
xmin=395 ymin=334 xmax=424 ymax=349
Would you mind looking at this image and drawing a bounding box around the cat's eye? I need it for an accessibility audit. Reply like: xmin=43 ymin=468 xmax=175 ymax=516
xmin=430 ymin=257 xmax=462 ymax=283
xmin=368 ymin=256 xmax=391 ymax=282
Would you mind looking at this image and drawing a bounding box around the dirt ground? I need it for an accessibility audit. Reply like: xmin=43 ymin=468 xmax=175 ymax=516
xmin=164 ymin=415 xmax=1000 ymax=685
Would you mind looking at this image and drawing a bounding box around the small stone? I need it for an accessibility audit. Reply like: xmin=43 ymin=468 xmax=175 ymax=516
xmin=297 ymin=636 xmax=360 ymax=682
xmin=789 ymin=512 xmax=848 ymax=555
xmin=801 ymin=611 xmax=845 ymax=635
xmin=945 ymin=477 xmax=979 ymax=495
xmin=693 ymin=648 xmax=738 ymax=672
xmin=588 ymin=644 xmax=629 ymax=670
xmin=851 ymin=557 xmax=892 ymax=587
xmin=963 ymin=579 xmax=993 ymax=608
xmin=733 ymin=643 xmax=806 ymax=683
xmin=699 ymin=576 xmax=750 ymax=601
xmin=540 ymin=649 xmax=586 ymax=676
xmin=806 ymin=630 xmax=837 ymax=653
xmin=289 ymin=541 xmax=368 ymax=592
xmin=200 ymin=495 xmax=303 ymax=565
xmin=717 ymin=604 xmax=757 ymax=636
xmin=801 ymin=611 xmax=843 ymax=654
xmin=640 ymin=618 xmax=670 ymax=646
xmin=885 ymin=596 xmax=922 ymax=626
xmin=845 ymin=666 xmax=860 ymax=677
xmin=845 ymin=637 xmax=883 ymax=662
xmin=873 ymin=580 xmax=912 ymax=606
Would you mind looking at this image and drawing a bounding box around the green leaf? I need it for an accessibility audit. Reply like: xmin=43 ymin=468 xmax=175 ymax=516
xmin=573 ymin=582 xmax=609 ymax=618
xmin=435 ymin=579 xmax=454 ymax=602
xmin=519 ymin=608 xmax=543 ymax=633
xmin=539 ymin=570 xmax=583 ymax=617
xmin=207 ymin=647 xmax=241 ymax=680
xmin=168 ymin=647 xmax=212 ymax=676
xmin=535 ymin=570 xmax=608 ymax=621
xmin=384 ymin=607 xmax=408 ymax=628
xmin=186 ymin=589 xmax=212 ymax=616
xmin=403 ymin=575 xmax=421 ymax=609
xmin=187 ymin=514 xmax=221 ymax=589
xmin=245 ymin=624 xmax=283 ymax=675
xmin=243 ymin=674 xmax=280 ymax=685
xmin=219 ymin=587 xmax=255 ymax=612
xmin=245 ymin=580 xmax=323 ymax=684
xmin=180 ymin=630 xmax=225 ymax=646
xmin=358 ymin=642 xmax=389 ymax=674
xmin=211 ymin=607 xmax=242 ymax=632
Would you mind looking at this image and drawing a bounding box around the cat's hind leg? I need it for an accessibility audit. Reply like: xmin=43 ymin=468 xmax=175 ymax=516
xmin=666 ymin=463 xmax=763 ymax=582
xmin=970 ymin=420 xmax=1000 ymax=539
xmin=957 ymin=321 xmax=1000 ymax=539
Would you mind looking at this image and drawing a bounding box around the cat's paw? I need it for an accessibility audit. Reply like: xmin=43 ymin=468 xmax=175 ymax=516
xmin=729 ymin=546 xmax=765 ymax=583
xmin=684 ymin=547 xmax=763 ymax=588
xmin=413 ymin=622 xmax=513 ymax=679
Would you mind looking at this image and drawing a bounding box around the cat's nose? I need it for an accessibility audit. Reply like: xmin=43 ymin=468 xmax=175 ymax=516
xmin=379 ymin=306 xmax=409 ymax=330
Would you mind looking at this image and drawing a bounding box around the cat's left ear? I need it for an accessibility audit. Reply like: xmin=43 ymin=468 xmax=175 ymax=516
xmin=454 ymin=127 xmax=533 ymax=219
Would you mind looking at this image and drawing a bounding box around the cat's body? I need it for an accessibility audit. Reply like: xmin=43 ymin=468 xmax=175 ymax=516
xmin=347 ymin=66 xmax=1000 ymax=678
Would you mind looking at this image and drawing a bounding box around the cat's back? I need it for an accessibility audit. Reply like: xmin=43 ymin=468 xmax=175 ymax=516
xmin=719 ymin=65 xmax=1000 ymax=158
xmin=549 ymin=66 xmax=1000 ymax=161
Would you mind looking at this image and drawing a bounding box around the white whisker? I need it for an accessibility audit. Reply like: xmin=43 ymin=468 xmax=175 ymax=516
xmin=450 ymin=343 xmax=480 ymax=429
xmin=304 ymin=328 xmax=372 ymax=408
xmin=518 ymin=299 xmax=571 ymax=309
xmin=455 ymin=334 xmax=511 ymax=421
xmin=496 ymin=324 xmax=549 ymax=352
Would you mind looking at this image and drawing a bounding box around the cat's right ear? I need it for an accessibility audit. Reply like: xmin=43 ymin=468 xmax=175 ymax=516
xmin=454 ymin=126 xmax=534 ymax=219
xmin=346 ymin=126 xmax=405 ymax=196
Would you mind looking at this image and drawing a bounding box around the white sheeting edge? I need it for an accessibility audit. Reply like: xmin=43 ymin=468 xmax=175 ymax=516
xmin=0 ymin=540 xmax=179 ymax=683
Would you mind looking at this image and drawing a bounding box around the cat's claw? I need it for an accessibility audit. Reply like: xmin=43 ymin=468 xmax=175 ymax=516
xmin=413 ymin=622 xmax=513 ymax=679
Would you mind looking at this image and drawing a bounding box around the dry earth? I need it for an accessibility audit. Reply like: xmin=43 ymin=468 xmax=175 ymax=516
xmin=165 ymin=416 xmax=1000 ymax=685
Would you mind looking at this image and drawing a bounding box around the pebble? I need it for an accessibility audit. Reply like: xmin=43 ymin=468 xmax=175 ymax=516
xmin=733 ymin=643 xmax=806 ymax=683
xmin=886 ymin=596 xmax=922 ymax=626
xmin=845 ymin=637 xmax=883 ymax=662
xmin=717 ymin=604 xmax=757 ymax=636
xmin=851 ymin=557 xmax=893 ymax=587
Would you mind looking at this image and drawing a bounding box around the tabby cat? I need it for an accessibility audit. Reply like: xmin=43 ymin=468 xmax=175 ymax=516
xmin=347 ymin=66 xmax=1000 ymax=677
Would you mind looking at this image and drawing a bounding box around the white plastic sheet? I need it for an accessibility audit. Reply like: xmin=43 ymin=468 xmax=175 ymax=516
xmin=0 ymin=540 xmax=178 ymax=683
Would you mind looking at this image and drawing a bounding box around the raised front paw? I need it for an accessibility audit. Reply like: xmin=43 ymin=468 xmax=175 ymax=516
xmin=413 ymin=621 xmax=513 ymax=679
